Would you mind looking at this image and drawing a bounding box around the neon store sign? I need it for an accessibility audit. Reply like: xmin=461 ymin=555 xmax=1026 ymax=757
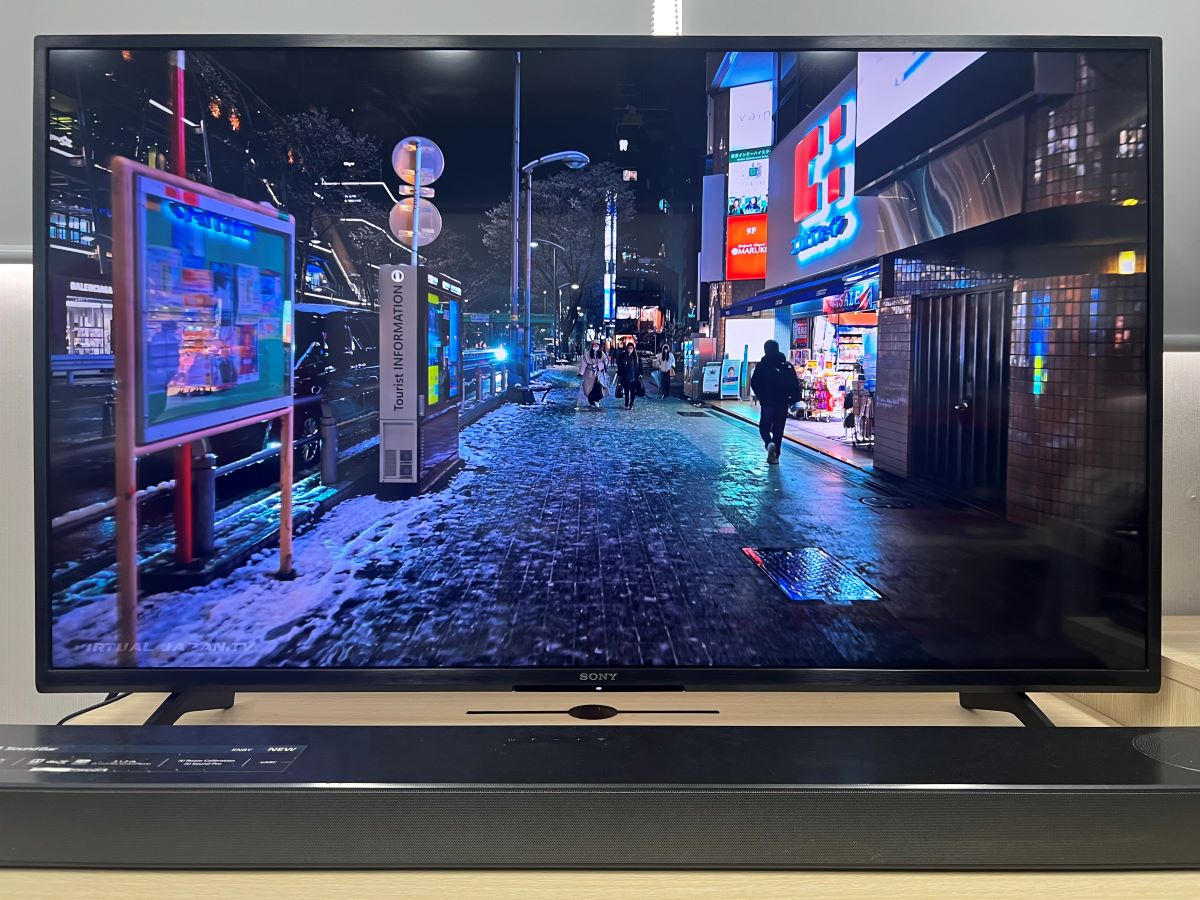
xmin=790 ymin=92 xmax=859 ymax=263
xmin=166 ymin=200 xmax=257 ymax=243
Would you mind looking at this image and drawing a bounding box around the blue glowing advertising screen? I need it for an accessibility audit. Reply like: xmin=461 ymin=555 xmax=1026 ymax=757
xmin=424 ymin=286 xmax=461 ymax=410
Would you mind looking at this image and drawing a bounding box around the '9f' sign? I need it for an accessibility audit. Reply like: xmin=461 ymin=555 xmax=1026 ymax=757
xmin=793 ymin=103 xmax=849 ymax=224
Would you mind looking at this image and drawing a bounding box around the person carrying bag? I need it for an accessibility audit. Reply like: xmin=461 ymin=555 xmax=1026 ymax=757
xmin=578 ymin=342 xmax=608 ymax=409
xmin=617 ymin=342 xmax=644 ymax=409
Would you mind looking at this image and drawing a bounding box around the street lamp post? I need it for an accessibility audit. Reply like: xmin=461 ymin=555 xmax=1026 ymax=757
xmin=519 ymin=152 xmax=588 ymax=394
xmin=532 ymin=237 xmax=567 ymax=353
xmin=556 ymin=281 xmax=580 ymax=356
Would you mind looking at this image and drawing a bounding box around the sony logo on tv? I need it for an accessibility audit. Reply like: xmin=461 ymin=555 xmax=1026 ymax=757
xmin=166 ymin=200 xmax=256 ymax=242
xmin=579 ymin=672 xmax=617 ymax=682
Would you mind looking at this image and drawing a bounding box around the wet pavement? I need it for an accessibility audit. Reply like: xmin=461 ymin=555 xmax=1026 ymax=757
xmin=52 ymin=367 xmax=1136 ymax=670
xmin=711 ymin=398 xmax=875 ymax=470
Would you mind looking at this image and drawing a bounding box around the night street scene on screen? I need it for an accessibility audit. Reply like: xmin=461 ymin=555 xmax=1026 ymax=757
xmin=42 ymin=45 xmax=1151 ymax=672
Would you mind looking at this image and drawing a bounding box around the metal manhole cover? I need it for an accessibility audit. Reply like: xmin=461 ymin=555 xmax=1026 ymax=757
xmin=742 ymin=547 xmax=882 ymax=604
xmin=677 ymin=411 xmax=710 ymax=417
xmin=861 ymin=496 xmax=913 ymax=509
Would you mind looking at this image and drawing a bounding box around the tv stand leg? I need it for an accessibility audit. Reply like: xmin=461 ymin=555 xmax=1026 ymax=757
xmin=144 ymin=688 xmax=236 ymax=726
xmin=958 ymin=692 xmax=1054 ymax=728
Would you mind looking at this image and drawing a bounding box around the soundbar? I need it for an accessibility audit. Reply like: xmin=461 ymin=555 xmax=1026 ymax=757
xmin=2 ymin=723 xmax=1200 ymax=869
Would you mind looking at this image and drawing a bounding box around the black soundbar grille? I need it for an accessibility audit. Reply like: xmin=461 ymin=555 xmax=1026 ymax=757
xmin=5 ymin=788 xmax=1199 ymax=869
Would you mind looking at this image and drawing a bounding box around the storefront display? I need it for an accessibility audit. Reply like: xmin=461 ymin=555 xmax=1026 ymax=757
xmin=54 ymin=277 xmax=114 ymax=355
xmin=835 ymin=325 xmax=869 ymax=375
xmin=790 ymin=316 xmax=809 ymax=363
xmin=66 ymin=303 xmax=111 ymax=354
xmin=791 ymin=365 xmax=875 ymax=447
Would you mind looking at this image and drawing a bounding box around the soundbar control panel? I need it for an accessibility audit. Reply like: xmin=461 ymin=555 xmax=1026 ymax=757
xmin=0 ymin=742 xmax=306 ymax=775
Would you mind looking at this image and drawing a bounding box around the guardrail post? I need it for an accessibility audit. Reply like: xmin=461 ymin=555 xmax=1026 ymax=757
xmin=190 ymin=452 xmax=217 ymax=558
xmin=102 ymin=397 xmax=116 ymax=438
xmin=319 ymin=400 xmax=339 ymax=485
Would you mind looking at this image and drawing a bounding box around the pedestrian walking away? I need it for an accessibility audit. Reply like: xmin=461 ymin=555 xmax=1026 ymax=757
xmin=655 ymin=344 xmax=676 ymax=398
xmin=616 ymin=342 xmax=644 ymax=409
xmin=749 ymin=339 xmax=801 ymax=464
xmin=578 ymin=341 xmax=608 ymax=409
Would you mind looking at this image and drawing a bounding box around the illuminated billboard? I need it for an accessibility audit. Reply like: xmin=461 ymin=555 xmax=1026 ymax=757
xmin=727 ymin=148 xmax=770 ymax=216
xmin=765 ymin=69 xmax=881 ymax=289
xmin=821 ymin=264 xmax=880 ymax=314
xmin=426 ymin=288 xmax=461 ymax=409
xmin=856 ymin=51 xmax=986 ymax=144
xmin=725 ymin=212 xmax=768 ymax=281
xmin=728 ymin=81 xmax=774 ymax=152
xmin=117 ymin=160 xmax=295 ymax=445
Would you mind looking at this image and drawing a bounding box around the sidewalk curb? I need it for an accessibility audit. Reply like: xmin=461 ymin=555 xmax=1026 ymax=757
xmin=139 ymin=462 xmax=376 ymax=593
xmin=54 ymin=460 xmax=376 ymax=599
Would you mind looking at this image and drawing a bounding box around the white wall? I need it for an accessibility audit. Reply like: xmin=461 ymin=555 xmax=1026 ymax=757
xmin=1 ymin=1 xmax=1197 ymax=722
xmin=0 ymin=265 xmax=95 ymax=722
xmin=1162 ymin=353 xmax=1200 ymax=611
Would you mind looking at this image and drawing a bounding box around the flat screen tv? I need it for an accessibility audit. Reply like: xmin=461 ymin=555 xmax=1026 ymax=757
xmin=33 ymin=35 xmax=1162 ymax=696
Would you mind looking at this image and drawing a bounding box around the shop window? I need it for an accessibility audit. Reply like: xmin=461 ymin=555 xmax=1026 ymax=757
xmin=50 ymin=210 xmax=95 ymax=247
xmin=305 ymin=258 xmax=335 ymax=294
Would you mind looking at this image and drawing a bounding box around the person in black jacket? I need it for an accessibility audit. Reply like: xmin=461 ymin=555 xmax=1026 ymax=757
xmin=749 ymin=339 xmax=801 ymax=464
xmin=616 ymin=342 xmax=643 ymax=409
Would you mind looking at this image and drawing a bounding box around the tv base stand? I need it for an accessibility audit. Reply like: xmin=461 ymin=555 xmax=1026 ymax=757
xmin=959 ymin=691 xmax=1054 ymax=727
xmin=144 ymin=688 xmax=236 ymax=726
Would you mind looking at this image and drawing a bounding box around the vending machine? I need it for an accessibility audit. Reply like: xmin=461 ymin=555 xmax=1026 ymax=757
xmin=378 ymin=264 xmax=463 ymax=492
xmin=682 ymin=335 xmax=717 ymax=401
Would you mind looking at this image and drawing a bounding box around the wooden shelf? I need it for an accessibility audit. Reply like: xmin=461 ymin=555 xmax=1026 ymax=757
xmin=75 ymin=689 xmax=1110 ymax=728
xmin=1069 ymin=615 xmax=1200 ymax=726
xmin=3 ymin=869 xmax=1198 ymax=900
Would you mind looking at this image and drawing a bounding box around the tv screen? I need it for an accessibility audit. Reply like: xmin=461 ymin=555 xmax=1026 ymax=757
xmin=34 ymin=37 xmax=1160 ymax=691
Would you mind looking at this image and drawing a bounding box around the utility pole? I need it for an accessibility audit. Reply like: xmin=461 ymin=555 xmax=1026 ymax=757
xmin=509 ymin=51 xmax=522 ymax=391
xmin=168 ymin=49 xmax=194 ymax=567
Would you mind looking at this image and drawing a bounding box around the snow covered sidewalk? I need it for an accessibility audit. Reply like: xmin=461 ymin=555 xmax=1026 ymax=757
xmin=53 ymin=369 xmax=1071 ymax=673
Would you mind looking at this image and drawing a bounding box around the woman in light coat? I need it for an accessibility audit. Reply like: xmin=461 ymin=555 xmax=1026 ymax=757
xmin=655 ymin=344 xmax=676 ymax=398
xmin=578 ymin=341 xmax=608 ymax=409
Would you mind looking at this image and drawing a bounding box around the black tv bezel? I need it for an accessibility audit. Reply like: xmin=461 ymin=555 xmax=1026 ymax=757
xmin=33 ymin=34 xmax=1164 ymax=695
